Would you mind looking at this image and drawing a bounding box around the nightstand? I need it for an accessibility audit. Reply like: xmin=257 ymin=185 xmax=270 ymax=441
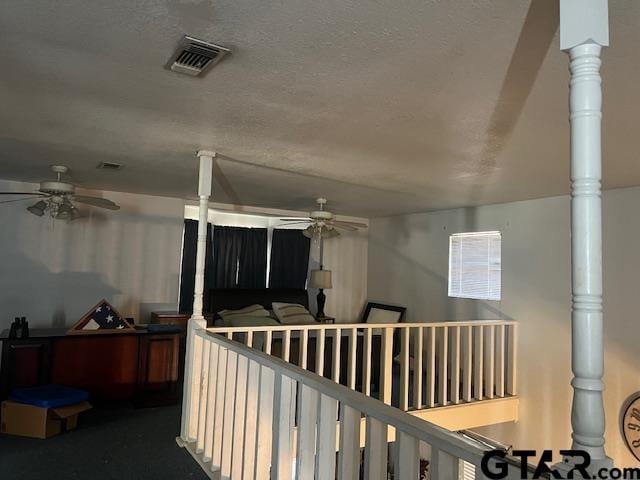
xmin=316 ymin=316 xmax=335 ymax=324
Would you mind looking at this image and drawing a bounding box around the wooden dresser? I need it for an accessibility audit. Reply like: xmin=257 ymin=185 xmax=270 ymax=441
xmin=0 ymin=328 xmax=182 ymax=407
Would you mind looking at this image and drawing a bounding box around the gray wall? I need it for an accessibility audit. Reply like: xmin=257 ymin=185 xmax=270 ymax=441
xmin=368 ymin=186 xmax=640 ymax=467
xmin=0 ymin=179 xmax=184 ymax=330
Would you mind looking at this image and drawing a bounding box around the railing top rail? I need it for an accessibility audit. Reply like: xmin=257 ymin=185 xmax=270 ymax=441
xmin=195 ymin=328 xmax=488 ymax=464
xmin=206 ymin=319 xmax=517 ymax=334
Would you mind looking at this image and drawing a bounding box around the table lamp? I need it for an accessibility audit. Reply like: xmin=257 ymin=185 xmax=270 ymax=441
xmin=309 ymin=269 xmax=332 ymax=318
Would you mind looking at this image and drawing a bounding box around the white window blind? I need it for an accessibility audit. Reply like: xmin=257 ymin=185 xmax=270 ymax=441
xmin=448 ymin=231 xmax=501 ymax=301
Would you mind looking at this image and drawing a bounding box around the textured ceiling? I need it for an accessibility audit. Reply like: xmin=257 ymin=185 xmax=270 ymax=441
xmin=1 ymin=0 xmax=639 ymax=217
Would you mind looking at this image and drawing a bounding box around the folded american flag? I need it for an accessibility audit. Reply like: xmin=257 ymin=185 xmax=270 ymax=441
xmin=82 ymin=300 xmax=129 ymax=330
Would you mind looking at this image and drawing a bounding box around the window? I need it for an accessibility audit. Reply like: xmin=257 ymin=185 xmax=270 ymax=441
xmin=448 ymin=231 xmax=501 ymax=301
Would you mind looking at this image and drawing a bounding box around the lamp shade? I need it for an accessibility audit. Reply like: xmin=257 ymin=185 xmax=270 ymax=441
xmin=309 ymin=269 xmax=332 ymax=289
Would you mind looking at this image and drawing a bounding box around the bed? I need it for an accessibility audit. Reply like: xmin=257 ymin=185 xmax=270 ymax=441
xmin=208 ymin=287 xmax=309 ymax=323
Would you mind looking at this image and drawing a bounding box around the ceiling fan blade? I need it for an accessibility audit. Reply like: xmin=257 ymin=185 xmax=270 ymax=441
xmin=73 ymin=195 xmax=120 ymax=210
xmin=0 ymin=197 xmax=43 ymax=205
xmin=280 ymin=218 xmax=312 ymax=221
xmin=274 ymin=222 xmax=311 ymax=228
xmin=333 ymin=220 xmax=368 ymax=228
xmin=333 ymin=223 xmax=358 ymax=231
xmin=0 ymin=191 xmax=45 ymax=196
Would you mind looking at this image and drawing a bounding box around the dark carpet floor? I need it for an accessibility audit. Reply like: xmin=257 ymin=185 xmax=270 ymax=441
xmin=0 ymin=404 xmax=210 ymax=480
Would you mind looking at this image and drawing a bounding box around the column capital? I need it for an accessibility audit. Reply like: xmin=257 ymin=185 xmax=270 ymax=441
xmin=560 ymin=0 xmax=609 ymax=51
xmin=196 ymin=150 xmax=217 ymax=159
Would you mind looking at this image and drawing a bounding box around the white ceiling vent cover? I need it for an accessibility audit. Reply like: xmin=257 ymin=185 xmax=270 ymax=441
xmin=167 ymin=36 xmax=230 ymax=77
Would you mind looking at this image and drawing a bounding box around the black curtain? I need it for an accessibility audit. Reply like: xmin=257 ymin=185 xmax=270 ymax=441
xmin=212 ymin=226 xmax=268 ymax=288
xmin=238 ymin=228 xmax=268 ymax=288
xmin=178 ymin=219 xmax=214 ymax=313
xmin=212 ymin=226 xmax=245 ymax=288
xmin=269 ymin=229 xmax=311 ymax=289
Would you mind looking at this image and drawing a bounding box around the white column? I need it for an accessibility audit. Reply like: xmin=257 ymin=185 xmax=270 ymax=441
xmin=191 ymin=151 xmax=215 ymax=321
xmin=180 ymin=150 xmax=215 ymax=441
xmin=559 ymin=0 xmax=612 ymax=471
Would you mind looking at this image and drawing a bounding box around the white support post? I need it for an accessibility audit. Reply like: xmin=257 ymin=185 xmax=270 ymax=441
xmin=180 ymin=150 xmax=215 ymax=442
xmin=560 ymin=0 xmax=612 ymax=471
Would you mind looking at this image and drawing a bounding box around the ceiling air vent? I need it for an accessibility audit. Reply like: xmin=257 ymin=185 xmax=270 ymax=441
xmin=167 ymin=36 xmax=230 ymax=77
xmin=97 ymin=161 xmax=123 ymax=170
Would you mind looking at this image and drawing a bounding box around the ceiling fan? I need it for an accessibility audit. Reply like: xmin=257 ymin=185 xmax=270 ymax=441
xmin=279 ymin=198 xmax=367 ymax=238
xmin=0 ymin=165 xmax=120 ymax=221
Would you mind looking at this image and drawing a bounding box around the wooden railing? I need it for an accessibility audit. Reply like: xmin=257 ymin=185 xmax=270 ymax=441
xmin=179 ymin=329 xmax=525 ymax=479
xmin=205 ymin=320 xmax=517 ymax=411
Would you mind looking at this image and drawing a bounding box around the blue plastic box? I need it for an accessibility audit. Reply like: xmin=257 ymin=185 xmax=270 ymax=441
xmin=10 ymin=384 xmax=90 ymax=409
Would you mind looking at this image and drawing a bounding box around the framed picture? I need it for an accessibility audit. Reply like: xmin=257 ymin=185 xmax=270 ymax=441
xmin=362 ymin=302 xmax=406 ymax=324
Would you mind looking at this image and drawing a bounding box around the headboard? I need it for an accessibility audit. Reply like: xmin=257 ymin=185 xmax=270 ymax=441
xmin=208 ymin=288 xmax=309 ymax=317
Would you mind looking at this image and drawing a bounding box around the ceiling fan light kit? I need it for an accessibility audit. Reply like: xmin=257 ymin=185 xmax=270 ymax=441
xmin=1 ymin=165 xmax=121 ymax=221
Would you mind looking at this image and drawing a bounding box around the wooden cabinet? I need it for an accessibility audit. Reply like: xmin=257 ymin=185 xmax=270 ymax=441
xmin=0 ymin=338 xmax=51 ymax=399
xmin=0 ymin=329 xmax=182 ymax=407
xmin=135 ymin=334 xmax=181 ymax=407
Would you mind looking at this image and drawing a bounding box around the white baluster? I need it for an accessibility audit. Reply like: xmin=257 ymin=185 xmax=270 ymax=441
xmin=380 ymin=327 xmax=394 ymax=405
xmin=431 ymin=448 xmax=459 ymax=479
xmin=271 ymin=374 xmax=295 ymax=480
xmin=363 ymin=328 xmax=373 ymax=396
xmin=315 ymin=394 xmax=338 ymax=479
xmin=283 ymin=329 xmax=291 ymax=362
xmin=265 ymin=330 xmax=272 ymax=355
xmin=338 ymin=405 xmax=361 ymax=480
xmin=452 ymin=326 xmax=461 ymax=404
xmin=242 ymin=360 xmax=261 ymax=480
xmin=426 ymin=327 xmax=436 ymax=408
xmin=300 ymin=329 xmax=309 ymax=370
xmin=347 ymin=328 xmax=357 ymax=390
xmin=203 ymin=343 xmax=219 ymax=463
xmin=413 ymin=326 xmax=424 ymax=409
xmin=196 ymin=340 xmax=211 ymax=453
xmin=474 ymin=326 xmax=484 ymax=400
xmin=255 ymin=367 xmax=275 ymax=480
xmin=231 ymin=355 xmax=249 ymax=479
xmin=438 ymin=327 xmax=448 ymax=406
xmin=364 ymin=417 xmax=388 ymax=480
xmin=315 ymin=329 xmax=326 ymax=377
xmin=296 ymin=384 xmax=319 ymax=480
xmin=187 ymin=334 xmax=203 ymax=442
xmin=332 ymin=328 xmax=342 ymax=383
xmin=495 ymin=324 xmax=505 ymax=398
xmin=220 ymin=350 xmax=238 ymax=478
xmin=211 ymin=348 xmax=228 ymax=471
xmin=400 ymin=327 xmax=410 ymax=410
xmin=507 ymin=324 xmax=517 ymax=396
xmin=485 ymin=325 xmax=495 ymax=400
xmin=463 ymin=326 xmax=473 ymax=402
xmin=396 ymin=431 xmax=419 ymax=480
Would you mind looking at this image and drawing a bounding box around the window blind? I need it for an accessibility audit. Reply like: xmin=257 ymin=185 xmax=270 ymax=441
xmin=448 ymin=231 xmax=501 ymax=301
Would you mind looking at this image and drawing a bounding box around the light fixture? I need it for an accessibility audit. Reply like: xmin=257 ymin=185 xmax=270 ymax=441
xmin=56 ymin=203 xmax=74 ymax=220
xmin=27 ymin=200 xmax=47 ymax=217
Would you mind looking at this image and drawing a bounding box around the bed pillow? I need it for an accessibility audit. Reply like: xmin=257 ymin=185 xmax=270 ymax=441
xmin=272 ymin=302 xmax=316 ymax=325
xmin=221 ymin=315 xmax=280 ymax=327
xmin=218 ymin=304 xmax=270 ymax=320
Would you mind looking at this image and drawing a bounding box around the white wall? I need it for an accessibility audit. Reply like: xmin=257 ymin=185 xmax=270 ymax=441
xmin=367 ymin=186 xmax=640 ymax=467
xmin=0 ymin=179 xmax=184 ymax=329
xmin=185 ymin=205 xmax=369 ymax=323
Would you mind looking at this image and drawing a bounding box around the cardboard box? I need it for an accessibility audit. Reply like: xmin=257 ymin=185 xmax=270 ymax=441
xmin=0 ymin=400 xmax=92 ymax=439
